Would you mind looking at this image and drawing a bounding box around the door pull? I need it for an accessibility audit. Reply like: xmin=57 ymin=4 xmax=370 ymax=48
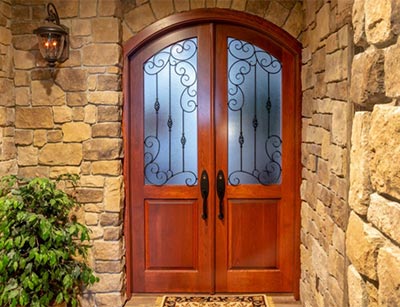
xmin=217 ymin=170 xmax=225 ymax=220
xmin=200 ymin=170 xmax=209 ymax=220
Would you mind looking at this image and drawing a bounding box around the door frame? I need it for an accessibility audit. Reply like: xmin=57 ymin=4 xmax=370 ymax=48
xmin=123 ymin=8 xmax=302 ymax=299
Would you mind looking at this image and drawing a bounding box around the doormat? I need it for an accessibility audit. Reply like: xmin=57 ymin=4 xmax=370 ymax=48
xmin=160 ymin=295 xmax=274 ymax=307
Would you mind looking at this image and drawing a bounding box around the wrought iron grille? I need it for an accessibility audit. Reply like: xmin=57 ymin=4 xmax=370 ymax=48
xmin=227 ymin=38 xmax=282 ymax=185
xmin=144 ymin=38 xmax=198 ymax=186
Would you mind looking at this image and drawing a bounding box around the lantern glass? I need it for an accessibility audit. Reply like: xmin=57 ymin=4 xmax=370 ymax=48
xmin=37 ymin=32 xmax=65 ymax=65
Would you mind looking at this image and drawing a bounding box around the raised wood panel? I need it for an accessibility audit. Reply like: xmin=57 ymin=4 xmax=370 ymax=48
xmin=145 ymin=199 xmax=198 ymax=270
xmin=228 ymin=199 xmax=278 ymax=270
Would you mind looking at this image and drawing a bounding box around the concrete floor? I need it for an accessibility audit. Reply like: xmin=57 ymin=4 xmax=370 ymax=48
xmin=125 ymin=294 xmax=302 ymax=307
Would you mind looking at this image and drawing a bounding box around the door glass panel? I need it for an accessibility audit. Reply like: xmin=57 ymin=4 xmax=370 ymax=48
xmin=144 ymin=38 xmax=198 ymax=186
xmin=227 ymin=38 xmax=282 ymax=185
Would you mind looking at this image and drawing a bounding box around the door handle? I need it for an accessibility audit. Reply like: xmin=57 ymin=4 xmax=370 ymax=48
xmin=216 ymin=170 xmax=225 ymax=220
xmin=200 ymin=170 xmax=209 ymax=220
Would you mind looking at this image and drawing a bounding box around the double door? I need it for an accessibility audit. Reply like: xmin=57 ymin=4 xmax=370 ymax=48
xmin=126 ymin=22 xmax=298 ymax=293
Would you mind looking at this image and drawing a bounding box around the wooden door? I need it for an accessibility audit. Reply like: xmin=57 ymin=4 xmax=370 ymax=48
xmin=124 ymin=10 xmax=301 ymax=295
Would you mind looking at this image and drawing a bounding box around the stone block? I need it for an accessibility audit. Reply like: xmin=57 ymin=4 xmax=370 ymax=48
xmin=82 ymin=44 xmax=121 ymax=66
xmin=80 ymin=175 xmax=104 ymax=188
xmin=85 ymin=212 xmax=99 ymax=226
xmin=75 ymin=188 xmax=103 ymax=203
xmin=369 ymin=105 xmax=400 ymax=200
xmin=97 ymin=75 xmax=120 ymax=91
xmin=62 ymin=122 xmax=91 ymax=142
xmin=92 ymin=123 xmax=121 ymax=138
xmin=282 ymin=2 xmax=303 ymax=39
xmin=352 ymin=0 xmax=367 ymax=47
xmin=49 ymin=166 xmax=80 ymax=178
xmin=384 ymin=40 xmax=400 ymax=97
xmin=311 ymin=237 xmax=329 ymax=288
xmin=39 ymin=143 xmax=82 ymax=166
xmin=150 ymin=0 xmax=174 ymax=19
xmin=33 ymin=130 xmax=47 ymax=148
xmin=55 ymin=69 xmax=88 ymax=91
xmin=365 ymin=0 xmax=397 ymax=46
xmin=88 ymin=91 xmax=120 ymax=105
xmin=18 ymin=166 xmax=48 ymax=178
xmin=95 ymin=260 xmax=124 ymax=273
xmin=325 ymin=49 xmax=348 ymax=83
xmin=71 ymin=19 xmax=91 ymax=36
xmin=368 ymin=193 xmax=400 ymax=244
xmin=15 ymin=87 xmax=29 ymax=106
xmin=346 ymin=212 xmax=385 ymax=280
xmin=67 ymin=92 xmax=88 ymax=107
xmin=349 ymin=112 xmax=372 ymax=216
xmin=104 ymin=176 xmax=123 ymax=212
xmin=264 ymin=2 xmax=289 ymax=27
xmin=377 ymin=245 xmax=400 ymax=307
xmin=99 ymin=0 xmax=119 ymax=16
xmin=14 ymin=130 xmax=33 ymax=145
xmin=80 ymin=0 xmax=97 ymax=18
xmin=315 ymin=3 xmax=330 ymax=40
xmin=350 ymin=47 xmax=388 ymax=107
xmin=15 ymin=107 xmax=53 ymax=129
xmin=84 ymin=105 xmax=97 ymax=124
xmin=47 ymin=130 xmax=63 ymax=143
xmin=125 ymin=1 xmax=155 ymax=33
xmin=53 ymin=106 xmax=73 ymax=123
xmin=13 ymin=49 xmax=35 ymax=69
xmin=95 ymin=293 xmax=125 ymax=307
xmin=100 ymin=212 xmax=121 ymax=226
xmin=332 ymin=224 xmax=345 ymax=255
xmin=88 ymin=226 xmax=104 ymax=240
xmin=83 ymin=139 xmax=122 ymax=160
xmin=348 ymin=265 xmax=368 ymax=307
xmin=31 ymin=80 xmax=65 ymax=106
xmin=104 ymin=226 xmax=121 ymax=241
xmin=93 ymin=240 xmax=123 ymax=260
xmin=17 ymin=146 xmax=38 ymax=166
xmin=91 ymin=160 xmax=121 ymax=176
xmin=92 ymin=18 xmax=119 ymax=43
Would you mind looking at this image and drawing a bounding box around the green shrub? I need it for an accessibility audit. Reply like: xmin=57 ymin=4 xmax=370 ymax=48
xmin=0 ymin=175 xmax=99 ymax=307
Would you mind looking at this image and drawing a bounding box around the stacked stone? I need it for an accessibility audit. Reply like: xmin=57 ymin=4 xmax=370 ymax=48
xmin=0 ymin=0 xmax=17 ymax=175
xmin=300 ymin=1 xmax=353 ymax=306
xmin=347 ymin=0 xmax=400 ymax=306
xmin=122 ymin=0 xmax=303 ymax=40
xmin=11 ymin=1 xmax=124 ymax=306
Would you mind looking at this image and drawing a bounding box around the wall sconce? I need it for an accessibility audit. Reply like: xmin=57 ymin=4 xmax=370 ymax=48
xmin=33 ymin=3 xmax=69 ymax=67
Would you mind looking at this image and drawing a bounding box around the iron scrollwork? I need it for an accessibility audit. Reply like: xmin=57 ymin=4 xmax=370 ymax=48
xmin=144 ymin=38 xmax=198 ymax=186
xmin=227 ymin=38 xmax=282 ymax=186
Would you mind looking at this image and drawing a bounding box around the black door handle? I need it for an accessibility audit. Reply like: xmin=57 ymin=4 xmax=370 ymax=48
xmin=216 ymin=170 xmax=225 ymax=220
xmin=200 ymin=170 xmax=209 ymax=220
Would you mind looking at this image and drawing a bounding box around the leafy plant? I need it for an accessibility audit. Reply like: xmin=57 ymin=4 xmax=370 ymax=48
xmin=0 ymin=175 xmax=99 ymax=307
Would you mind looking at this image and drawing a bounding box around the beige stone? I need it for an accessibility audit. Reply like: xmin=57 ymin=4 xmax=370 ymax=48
xmin=377 ymin=245 xmax=400 ymax=307
xmin=104 ymin=176 xmax=123 ymax=212
xmin=90 ymin=272 xmax=123 ymax=292
xmin=39 ymin=143 xmax=82 ymax=166
xmin=95 ymin=293 xmax=125 ymax=307
xmin=124 ymin=3 xmax=155 ymax=33
xmin=62 ymin=122 xmax=91 ymax=142
xmin=104 ymin=226 xmax=121 ymax=241
xmin=365 ymin=0 xmax=395 ymax=46
xmin=368 ymin=193 xmax=400 ymax=244
xmin=99 ymin=0 xmax=118 ymax=16
xmin=83 ymin=139 xmax=122 ymax=160
xmin=92 ymin=123 xmax=121 ymax=138
xmin=84 ymin=104 xmax=97 ymax=123
xmin=85 ymin=212 xmax=99 ymax=226
xmin=75 ymin=188 xmax=103 ymax=203
xmin=80 ymin=175 xmax=104 ymax=188
xmin=348 ymin=265 xmax=368 ymax=307
xmin=150 ymin=0 xmax=174 ymax=19
xmin=53 ymin=106 xmax=73 ymax=123
xmin=346 ymin=212 xmax=385 ymax=280
xmin=369 ymin=105 xmax=400 ymax=200
xmin=92 ymin=18 xmax=119 ymax=43
xmin=17 ymin=146 xmax=38 ymax=166
xmin=384 ymin=40 xmax=400 ymax=98
xmin=15 ymin=87 xmax=29 ymax=106
xmin=352 ymin=0 xmax=367 ymax=47
xmin=93 ymin=241 xmax=123 ymax=260
xmin=14 ymin=130 xmax=33 ymax=145
xmin=80 ymin=0 xmax=97 ymax=17
xmin=82 ymin=44 xmax=121 ymax=66
xmin=71 ymin=19 xmax=91 ymax=36
xmin=88 ymin=226 xmax=104 ymax=240
xmin=13 ymin=49 xmax=35 ymax=69
xmin=14 ymin=71 xmax=29 ymax=87
xmin=100 ymin=212 xmax=120 ymax=226
xmin=97 ymin=75 xmax=120 ymax=91
xmin=88 ymin=91 xmax=120 ymax=105
xmin=49 ymin=166 xmax=80 ymax=178
xmin=67 ymin=92 xmax=88 ymax=107
xmin=33 ymin=130 xmax=47 ymax=148
xmin=18 ymin=166 xmax=48 ymax=178
xmin=15 ymin=107 xmax=53 ymax=129
xmin=47 ymin=130 xmax=63 ymax=143
xmin=31 ymin=80 xmax=65 ymax=106
xmin=325 ymin=49 xmax=348 ymax=83
xmin=95 ymin=260 xmax=124 ymax=273
xmin=350 ymin=47 xmax=388 ymax=107
xmin=264 ymin=2 xmax=289 ymax=27
xmin=349 ymin=112 xmax=372 ymax=216
xmin=282 ymin=2 xmax=303 ymax=39
xmin=91 ymin=160 xmax=121 ymax=176
xmin=55 ymin=69 xmax=88 ymax=91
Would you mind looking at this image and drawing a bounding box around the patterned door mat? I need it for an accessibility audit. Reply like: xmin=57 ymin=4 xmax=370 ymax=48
xmin=160 ymin=295 xmax=273 ymax=307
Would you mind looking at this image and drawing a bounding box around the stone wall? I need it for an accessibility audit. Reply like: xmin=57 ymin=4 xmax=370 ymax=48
xmin=10 ymin=1 xmax=125 ymax=306
xmin=0 ymin=0 xmax=17 ymax=175
xmin=300 ymin=1 xmax=353 ymax=306
xmin=347 ymin=1 xmax=400 ymax=306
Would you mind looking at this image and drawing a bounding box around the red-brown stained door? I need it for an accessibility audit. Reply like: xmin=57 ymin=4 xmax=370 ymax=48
xmin=125 ymin=19 xmax=299 ymax=294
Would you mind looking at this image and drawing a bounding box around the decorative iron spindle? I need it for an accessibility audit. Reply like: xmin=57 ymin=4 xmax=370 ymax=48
xmin=227 ymin=38 xmax=282 ymax=186
xmin=144 ymin=38 xmax=198 ymax=186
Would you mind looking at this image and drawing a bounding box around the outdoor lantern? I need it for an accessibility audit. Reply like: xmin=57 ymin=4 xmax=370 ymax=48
xmin=33 ymin=3 xmax=69 ymax=67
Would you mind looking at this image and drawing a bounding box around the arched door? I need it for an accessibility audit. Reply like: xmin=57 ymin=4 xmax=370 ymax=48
xmin=124 ymin=9 xmax=301 ymax=295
